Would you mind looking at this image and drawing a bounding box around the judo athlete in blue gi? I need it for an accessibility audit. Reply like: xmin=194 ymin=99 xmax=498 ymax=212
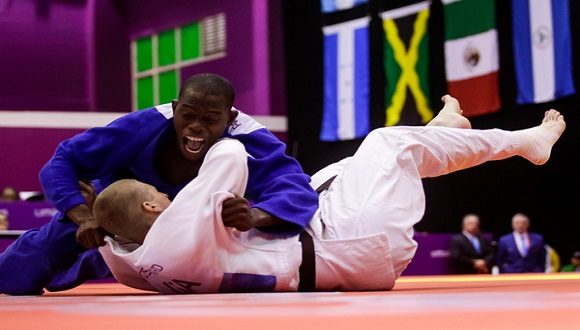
xmin=0 ymin=73 xmax=319 ymax=295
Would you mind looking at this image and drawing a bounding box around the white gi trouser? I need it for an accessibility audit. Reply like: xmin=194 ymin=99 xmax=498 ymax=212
xmin=309 ymin=126 xmax=521 ymax=291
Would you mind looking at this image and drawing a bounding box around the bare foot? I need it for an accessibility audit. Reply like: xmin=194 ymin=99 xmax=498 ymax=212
xmin=540 ymin=109 xmax=567 ymax=137
xmin=515 ymin=109 xmax=566 ymax=165
xmin=427 ymin=95 xmax=472 ymax=129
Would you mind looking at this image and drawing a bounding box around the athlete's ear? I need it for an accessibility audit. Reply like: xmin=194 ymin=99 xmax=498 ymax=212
xmin=172 ymin=99 xmax=178 ymax=113
xmin=228 ymin=108 xmax=238 ymax=126
xmin=143 ymin=201 xmax=164 ymax=214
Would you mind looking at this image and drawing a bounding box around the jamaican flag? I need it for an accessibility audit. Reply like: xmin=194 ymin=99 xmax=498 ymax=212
xmin=381 ymin=1 xmax=432 ymax=126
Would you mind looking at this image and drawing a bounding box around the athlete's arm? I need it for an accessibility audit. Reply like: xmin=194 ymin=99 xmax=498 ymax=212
xmin=39 ymin=108 xmax=170 ymax=248
xmin=221 ymin=197 xmax=284 ymax=231
xmin=230 ymin=128 xmax=318 ymax=234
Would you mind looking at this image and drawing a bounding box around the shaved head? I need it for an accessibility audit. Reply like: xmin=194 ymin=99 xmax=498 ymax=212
xmin=93 ymin=179 xmax=156 ymax=244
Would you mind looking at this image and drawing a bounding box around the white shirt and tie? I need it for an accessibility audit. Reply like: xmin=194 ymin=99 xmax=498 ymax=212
xmin=463 ymin=231 xmax=481 ymax=254
xmin=513 ymin=232 xmax=530 ymax=257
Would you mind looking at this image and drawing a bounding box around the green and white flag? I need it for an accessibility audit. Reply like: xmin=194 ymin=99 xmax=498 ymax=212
xmin=443 ymin=0 xmax=500 ymax=117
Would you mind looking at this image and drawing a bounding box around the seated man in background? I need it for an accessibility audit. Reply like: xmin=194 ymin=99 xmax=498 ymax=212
xmin=94 ymin=103 xmax=565 ymax=293
xmin=450 ymin=213 xmax=495 ymax=274
xmin=496 ymin=213 xmax=547 ymax=273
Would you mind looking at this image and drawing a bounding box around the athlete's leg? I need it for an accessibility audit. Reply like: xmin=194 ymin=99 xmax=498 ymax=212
xmin=317 ymin=110 xmax=565 ymax=278
xmin=310 ymin=95 xmax=470 ymax=190
xmin=0 ymin=214 xmax=85 ymax=295
xmin=45 ymin=248 xmax=112 ymax=292
xmin=408 ymin=109 xmax=565 ymax=177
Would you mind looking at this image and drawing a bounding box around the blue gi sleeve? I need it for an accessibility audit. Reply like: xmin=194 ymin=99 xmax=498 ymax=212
xmin=233 ymin=128 xmax=319 ymax=235
xmin=39 ymin=108 xmax=171 ymax=214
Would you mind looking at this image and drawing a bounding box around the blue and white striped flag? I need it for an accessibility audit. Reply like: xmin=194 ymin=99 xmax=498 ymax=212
xmin=512 ymin=0 xmax=575 ymax=104
xmin=321 ymin=17 xmax=370 ymax=141
xmin=321 ymin=0 xmax=368 ymax=13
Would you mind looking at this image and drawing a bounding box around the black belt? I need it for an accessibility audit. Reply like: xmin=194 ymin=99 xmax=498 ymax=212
xmin=315 ymin=175 xmax=337 ymax=194
xmin=298 ymin=230 xmax=315 ymax=292
xmin=297 ymin=175 xmax=337 ymax=292
xmin=298 ymin=175 xmax=336 ymax=292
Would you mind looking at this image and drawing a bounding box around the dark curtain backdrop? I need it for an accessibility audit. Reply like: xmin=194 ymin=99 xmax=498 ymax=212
xmin=283 ymin=0 xmax=580 ymax=262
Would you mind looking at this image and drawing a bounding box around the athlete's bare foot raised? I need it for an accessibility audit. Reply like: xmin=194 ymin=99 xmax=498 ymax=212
xmin=515 ymin=109 xmax=566 ymax=165
xmin=427 ymin=95 xmax=472 ymax=129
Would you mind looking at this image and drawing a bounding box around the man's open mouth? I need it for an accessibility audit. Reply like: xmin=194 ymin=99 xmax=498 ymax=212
xmin=184 ymin=136 xmax=205 ymax=154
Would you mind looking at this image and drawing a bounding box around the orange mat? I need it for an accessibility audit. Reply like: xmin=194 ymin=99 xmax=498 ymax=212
xmin=2 ymin=273 xmax=579 ymax=330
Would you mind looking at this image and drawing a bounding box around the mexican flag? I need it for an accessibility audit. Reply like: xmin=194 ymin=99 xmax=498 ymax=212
xmin=443 ymin=0 xmax=500 ymax=117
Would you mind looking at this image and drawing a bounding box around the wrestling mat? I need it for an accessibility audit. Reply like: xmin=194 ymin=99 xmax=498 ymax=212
xmin=1 ymin=273 xmax=579 ymax=329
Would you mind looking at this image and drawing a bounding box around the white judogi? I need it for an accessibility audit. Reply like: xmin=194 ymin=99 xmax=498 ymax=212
xmin=309 ymin=126 xmax=522 ymax=290
xmin=101 ymin=126 xmax=525 ymax=293
xmin=100 ymin=140 xmax=302 ymax=294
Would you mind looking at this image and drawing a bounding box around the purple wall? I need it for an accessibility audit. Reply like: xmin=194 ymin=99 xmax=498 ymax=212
xmin=0 ymin=0 xmax=90 ymax=111
xmin=0 ymin=127 xmax=85 ymax=191
xmin=93 ymin=0 xmax=132 ymax=112
xmin=0 ymin=201 xmax=55 ymax=230
xmin=0 ymin=0 xmax=282 ymax=114
xmin=403 ymin=233 xmax=453 ymax=276
xmin=0 ymin=0 xmax=131 ymax=112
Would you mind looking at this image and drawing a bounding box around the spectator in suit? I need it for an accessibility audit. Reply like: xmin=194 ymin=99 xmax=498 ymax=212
xmin=450 ymin=213 xmax=495 ymax=274
xmin=497 ymin=213 xmax=546 ymax=273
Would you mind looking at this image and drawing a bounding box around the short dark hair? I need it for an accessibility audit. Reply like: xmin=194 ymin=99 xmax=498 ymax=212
xmin=179 ymin=73 xmax=235 ymax=109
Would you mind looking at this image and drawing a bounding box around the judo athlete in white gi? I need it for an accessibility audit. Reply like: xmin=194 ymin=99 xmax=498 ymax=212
xmin=95 ymin=97 xmax=566 ymax=294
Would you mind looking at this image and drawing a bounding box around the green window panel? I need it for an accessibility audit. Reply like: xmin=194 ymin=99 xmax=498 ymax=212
xmin=159 ymin=70 xmax=178 ymax=104
xmin=136 ymin=37 xmax=153 ymax=72
xmin=137 ymin=76 xmax=154 ymax=110
xmin=158 ymin=29 xmax=176 ymax=66
xmin=181 ymin=22 xmax=201 ymax=61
